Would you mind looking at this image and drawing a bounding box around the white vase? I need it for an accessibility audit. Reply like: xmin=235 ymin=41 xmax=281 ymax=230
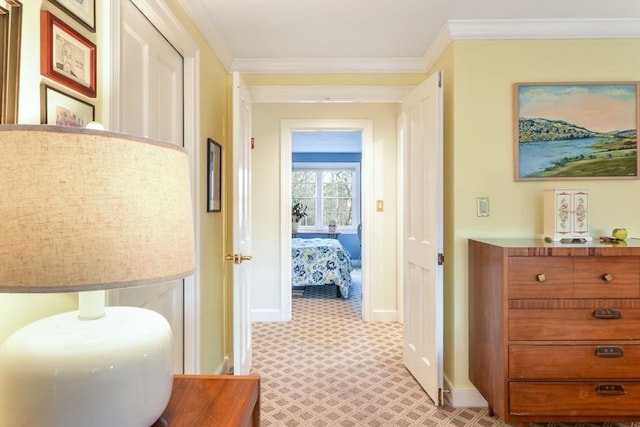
xmin=292 ymin=221 xmax=299 ymax=233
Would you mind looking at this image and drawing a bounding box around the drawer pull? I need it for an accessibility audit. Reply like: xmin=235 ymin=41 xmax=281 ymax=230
xmin=595 ymin=346 xmax=624 ymax=358
xmin=596 ymin=384 xmax=626 ymax=396
xmin=536 ymin=274 xmax=546 ymax=282
xmin=593 ymin=308 xmax=622 ymax=319
xmin=602 ymin=273 xmax=613 ymax=282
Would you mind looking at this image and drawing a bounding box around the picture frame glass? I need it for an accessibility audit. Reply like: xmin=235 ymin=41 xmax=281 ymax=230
xmin=43 ymin=85 xmax=95 ymax=127
xmin=51 ymin=0 xmax=95 ymax=31
xmin=514 ymin=82 xmax=638 ymax=180
xmin=207 ymin=139 xmax=222 ymax=212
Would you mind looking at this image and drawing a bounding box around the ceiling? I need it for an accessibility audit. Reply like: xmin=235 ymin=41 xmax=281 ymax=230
xmin=178 ymin=0 xmax=640 ymax=74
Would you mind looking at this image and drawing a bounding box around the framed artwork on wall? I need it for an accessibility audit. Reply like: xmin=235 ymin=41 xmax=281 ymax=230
xmin=207 ymin=138 xmax=222 ymax=212
xmin=514 ymin=82 xmax=639 ymax=180
xmin=41 ymin=84 xmax=95 ymax=127
xmin=49 ymin=0 xmax=95 ymax=32
xmin=40 ymin=10 xmax=96 ymax=98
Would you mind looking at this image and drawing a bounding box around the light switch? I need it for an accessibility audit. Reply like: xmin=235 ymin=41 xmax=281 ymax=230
xmin=376 ymin=200 xmax=384 ymax=212
xmin=477 ymin=197 xmax=490 ymax=217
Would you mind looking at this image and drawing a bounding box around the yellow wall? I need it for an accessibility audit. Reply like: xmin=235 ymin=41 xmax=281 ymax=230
xmin=164 ymin=1 xmax=233 ymax=374
xmin=446 ymin=39 xmax=640 ymax=390
xmin=1 ymin=0 xmax=232 ymax=374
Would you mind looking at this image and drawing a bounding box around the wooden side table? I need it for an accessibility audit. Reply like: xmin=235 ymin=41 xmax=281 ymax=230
xmin=152 ymin=374 xmax=260 ymax=427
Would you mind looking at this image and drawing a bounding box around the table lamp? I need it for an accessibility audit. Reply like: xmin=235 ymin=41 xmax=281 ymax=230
xmin=0 ymin=125 xmax=195 ymax=427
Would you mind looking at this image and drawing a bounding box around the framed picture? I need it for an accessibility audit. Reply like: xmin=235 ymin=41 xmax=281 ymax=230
xmin=207 ymin=138 xmax=222 ymax=212
xmin=50 ymin=0 xmax=95 ymax=32
xmin=0 ymin=0 xmax=22 ymax=123
xmin=42 ymin=84 xmax=95 ymax=127
xmin=514 ymin=82 xmax=639 ymax=180
xmin=40 ymin=10 xmax=96 ymax=98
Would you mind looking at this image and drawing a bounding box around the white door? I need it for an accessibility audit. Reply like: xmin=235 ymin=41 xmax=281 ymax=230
xmin=231 ymin=72 xmax=253 ymax=374
xmin=111 ymin=0 xmax=185 ymax=373
xmin=401 ymin=71 xmax=444 ymax=405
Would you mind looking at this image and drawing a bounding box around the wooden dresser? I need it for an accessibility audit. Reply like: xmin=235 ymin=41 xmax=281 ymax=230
xmin=151 ymin=374 xmax=260 ymax=427
xmin=468 ymin=238 xmax=640 ymax=426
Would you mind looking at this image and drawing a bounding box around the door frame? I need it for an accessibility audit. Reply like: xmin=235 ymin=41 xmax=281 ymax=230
xmin=104 ymin=0 xmax=202 ymax=373
xmin=280 ymin=119 xmax=374 ymax=321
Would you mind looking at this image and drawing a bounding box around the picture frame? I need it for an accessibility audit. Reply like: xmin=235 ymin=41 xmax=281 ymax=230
xmin=41 ymin=84 xmax=95 ymax=127
xmin=49 ymin=0 xmax=95 ymax=32
xmin=40 ymin=10 xmax=96 ymax=98
xmin=207 ymin=138 xmax=222 ymax=212
xmin=0 ymin=0 xmax=23 ymax=124
xmin=514 ymin=82 xmax=639 ymax=180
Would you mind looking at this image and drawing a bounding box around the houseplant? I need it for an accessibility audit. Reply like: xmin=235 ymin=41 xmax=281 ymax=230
xmin=291 ymin=201 xmax=307 ymax=233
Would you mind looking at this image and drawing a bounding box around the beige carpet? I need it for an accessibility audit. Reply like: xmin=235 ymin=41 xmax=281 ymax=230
xmin=251 ymin=271 xmax=639 ymax=426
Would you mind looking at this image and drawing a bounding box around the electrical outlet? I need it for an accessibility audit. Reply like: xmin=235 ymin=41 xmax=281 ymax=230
xmin=477 ymin=197 xmax=490 ymax=217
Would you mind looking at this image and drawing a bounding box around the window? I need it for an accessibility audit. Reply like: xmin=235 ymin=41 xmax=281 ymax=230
xmin=292 ymin=162 xmax=360 ymax=231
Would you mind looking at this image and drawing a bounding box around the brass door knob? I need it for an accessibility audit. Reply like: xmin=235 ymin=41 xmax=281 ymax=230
xmin=225 ymin=254 xmax=253 ymax=264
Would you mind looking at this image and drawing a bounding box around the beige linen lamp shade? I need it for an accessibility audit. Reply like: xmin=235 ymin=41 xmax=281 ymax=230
xmin=0 ymin=125 xmax=194 ymax=292
xmin=0 ymin=125 xmax=195 ymax=427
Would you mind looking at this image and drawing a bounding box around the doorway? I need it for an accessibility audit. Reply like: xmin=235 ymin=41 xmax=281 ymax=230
xmin=281 ymin=119 xmax=374 ymax=321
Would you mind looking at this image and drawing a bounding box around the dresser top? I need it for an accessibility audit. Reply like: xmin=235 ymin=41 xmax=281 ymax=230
xmin=470 ymin=238 xmax=640 ymax=256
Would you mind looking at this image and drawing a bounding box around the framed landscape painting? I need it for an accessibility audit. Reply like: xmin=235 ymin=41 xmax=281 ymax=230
xmin=514 ymin=82 xmax=639 ymax=180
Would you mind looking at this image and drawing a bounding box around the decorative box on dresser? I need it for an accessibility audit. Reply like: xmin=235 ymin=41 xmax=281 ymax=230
xmin=468 ymin=238 xmax=640 ymax=426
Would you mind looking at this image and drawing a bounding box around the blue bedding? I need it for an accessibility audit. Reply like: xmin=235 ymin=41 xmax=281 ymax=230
xmin=291 ymin=238 xmax=353 ymax=299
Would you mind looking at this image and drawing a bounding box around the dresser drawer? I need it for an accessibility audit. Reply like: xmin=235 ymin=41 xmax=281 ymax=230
xmin=510 ymin=382 xmax=640 ymax=416
xmin=509 ymin=308 xmax=640 ymax=340
xmin=574 ymin=257 xmax=640 ymax=298
xmin=509 ymin=257 xmax=573 ymax=299
xmin=509 ymin=344 xmax=640 ymax=379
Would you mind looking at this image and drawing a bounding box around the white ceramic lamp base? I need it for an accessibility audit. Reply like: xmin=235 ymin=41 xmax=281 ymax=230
xmin=0 ymin=306 xmax=173 ymax=427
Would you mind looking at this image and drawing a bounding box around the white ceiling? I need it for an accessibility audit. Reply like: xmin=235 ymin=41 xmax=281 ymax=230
xmin=178 ymin=0 xmax=640 ymax=73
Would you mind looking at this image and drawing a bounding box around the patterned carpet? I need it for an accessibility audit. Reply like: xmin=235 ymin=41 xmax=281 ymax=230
xmin=251 ymin=271 xmax=639 ymax=426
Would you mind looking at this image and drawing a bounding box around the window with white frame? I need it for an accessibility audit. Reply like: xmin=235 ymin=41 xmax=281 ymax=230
xmin=292 ymin=162 xmax=360 ymax=232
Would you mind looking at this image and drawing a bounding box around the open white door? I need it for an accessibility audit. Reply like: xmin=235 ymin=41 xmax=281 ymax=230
xmin=231 ymin=72 xmax=253 ymax=374
xmin=400 ymin=72 xmax=444 ymax=405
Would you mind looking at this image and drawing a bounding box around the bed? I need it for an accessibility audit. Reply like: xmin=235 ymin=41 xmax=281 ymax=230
xmin=291 ymin=238 xmax=353 ymax=299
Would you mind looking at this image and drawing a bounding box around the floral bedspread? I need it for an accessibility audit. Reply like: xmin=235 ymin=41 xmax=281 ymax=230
xmin=291 ymin=238 xmax=353 ymax=299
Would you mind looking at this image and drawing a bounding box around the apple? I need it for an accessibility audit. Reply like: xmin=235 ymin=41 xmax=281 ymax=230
xmin=612 ymin=228 xmax=628 ymax=240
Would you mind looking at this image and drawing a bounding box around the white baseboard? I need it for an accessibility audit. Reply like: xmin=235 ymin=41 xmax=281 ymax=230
xmin=251 ymin=309 xmax=284 ymax=322
xmin=443 ymin=375 xmax=488 ymax=408
xmin=370 ymin=309 xmax=398 ymax=322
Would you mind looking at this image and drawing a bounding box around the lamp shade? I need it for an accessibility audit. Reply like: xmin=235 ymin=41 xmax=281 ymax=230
xmin=0 ymin=125 xmax=195 ymax=292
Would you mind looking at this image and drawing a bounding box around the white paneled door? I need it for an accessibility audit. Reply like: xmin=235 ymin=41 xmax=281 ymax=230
xmin=400 ymin=72 xmax=444 ymax=405
xmin=231 ymin=72 xmax=253 ymax=374
xmin=112 ymin=0 xmax=185 ymax=373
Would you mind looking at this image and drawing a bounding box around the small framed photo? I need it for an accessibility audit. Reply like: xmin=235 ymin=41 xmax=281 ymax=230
xmin=207 ymin=138 xmax=222 ymax=212
xmin=514 ymin=82 xmax=639 ymax=180
xmin=42 ymin=84 xmax=95 ymax=127
xmin=40 ymin=10 xmax=97 ymax=98
xmin=50 ymin=0 xmax=96 ymax=32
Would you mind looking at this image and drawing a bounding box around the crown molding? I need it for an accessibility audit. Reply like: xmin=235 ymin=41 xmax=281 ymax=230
xmin=422 ymin=18 xmax=640 ymax=73
xmin=448 ymin=18 xmax=640 ymax=41
xmin=248 ymin=85 xmax=414 ymax=103
xmin=232 ymin=57 xmax=427 ymax=74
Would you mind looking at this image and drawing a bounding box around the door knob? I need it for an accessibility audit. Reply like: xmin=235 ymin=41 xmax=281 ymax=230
xmin=225 ymin=254 xmax=253 ymax=264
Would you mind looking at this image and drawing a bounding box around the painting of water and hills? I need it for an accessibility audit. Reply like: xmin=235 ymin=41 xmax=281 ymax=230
xmin=515 ymin=82 xmax=638 ymax=180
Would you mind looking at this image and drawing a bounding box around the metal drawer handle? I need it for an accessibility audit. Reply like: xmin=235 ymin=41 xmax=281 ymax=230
xmin=595 ymin=346 xmax=624 ymax=358
xmin=597 ymin=384 xmax=626 ymax=396
xmin=593 ymin=308 xmax=622 ymax=319
xmin=536 ymin=274 xmax=546 ymax=282
xmin=602 ymin=273 xmax=613 ymax=282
